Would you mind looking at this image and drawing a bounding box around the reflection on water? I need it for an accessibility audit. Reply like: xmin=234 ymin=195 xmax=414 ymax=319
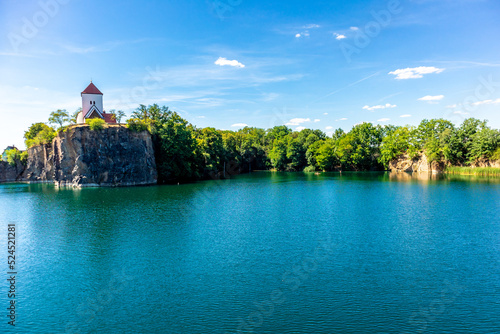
xmin=387 ymin=171 xmax=500 ymax=183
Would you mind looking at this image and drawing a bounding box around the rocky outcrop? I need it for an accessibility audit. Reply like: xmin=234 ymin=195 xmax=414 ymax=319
xmin=471 ymin=158 xmax=500 ymax=168
xmin=388 ymin=153 xmax=445 ymax=173
xmin=0 ymin=160 xmax=24 ymax=183
xmin=22 ymin=125 xmax=157 ymax=187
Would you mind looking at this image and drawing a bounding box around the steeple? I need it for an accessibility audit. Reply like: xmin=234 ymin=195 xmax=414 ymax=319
xmin=81 ymin=82 xmax=103 ymax=96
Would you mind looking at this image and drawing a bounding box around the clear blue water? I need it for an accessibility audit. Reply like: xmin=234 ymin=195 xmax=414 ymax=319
xmin=0 ymin=172 xmax=499 ymax=333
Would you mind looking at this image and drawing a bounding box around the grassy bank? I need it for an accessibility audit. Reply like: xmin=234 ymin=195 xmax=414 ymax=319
xmin=445 ymin=166 xmax=500 ymax=176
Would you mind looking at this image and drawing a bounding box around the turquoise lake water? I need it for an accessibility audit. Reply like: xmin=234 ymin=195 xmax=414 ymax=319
xmin=0 ymin=172 xmax=499 ymax=333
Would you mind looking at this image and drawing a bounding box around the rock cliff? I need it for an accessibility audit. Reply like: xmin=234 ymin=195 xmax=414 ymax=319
xmin=388 ymin=153 xmax=445 ymax=173
xmin=0 ymin=160 xmax=24 ymax=183
xmin=22 ymin=125 xmax=157 ymax=187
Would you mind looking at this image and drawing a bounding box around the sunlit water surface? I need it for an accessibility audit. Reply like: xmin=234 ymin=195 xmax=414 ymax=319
xmin=0 ymin=172 xmax=499 ymax=333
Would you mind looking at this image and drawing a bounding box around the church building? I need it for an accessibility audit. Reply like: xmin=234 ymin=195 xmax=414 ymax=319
xmin=76 ymin=82 xmax=116 ymax=124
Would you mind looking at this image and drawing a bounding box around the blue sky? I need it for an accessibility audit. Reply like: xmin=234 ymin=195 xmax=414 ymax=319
xmin=1 ymin=0 xmax=500 ymax=149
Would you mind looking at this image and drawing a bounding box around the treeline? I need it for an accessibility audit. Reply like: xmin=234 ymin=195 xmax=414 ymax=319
xmin=125 ymin=104 xmax=500 ymax=182
xmin=20 ymin=104 xmax=500 ymax=182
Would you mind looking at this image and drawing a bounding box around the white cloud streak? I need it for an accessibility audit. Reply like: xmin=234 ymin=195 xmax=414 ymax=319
xmin=389 ymin=66 xmax=444 ymax=79
xmin=363 ymin=103 xmax=397 ymax=111
xmin=472 ymin=98 xmax=500 ymax=106
xmin=285 ymin=118 xmax=311 ymax=126
xmin=418 ymin=95 xmax=444 ymax=101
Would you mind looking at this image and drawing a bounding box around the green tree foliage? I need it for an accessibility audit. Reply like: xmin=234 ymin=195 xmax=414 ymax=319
xmin=131 ymin=104 xmax=199 ymax=183
xmin=269 ymin=138 xmax=288 ymax=170
xmin=194 ymin=127 xmax=224 ymax=175
xmin=5 ymin=148 xmax=27 ymax=166
xmin=336 ymin=123 xmax=384 ymax=170
xmin=48 ymin=109 xmax=70 ymax=128
xmin=127 ymin=118 xmax=151 ymax=132
xmin=109 ymin=109 xmax=126 ymax=123
xmin=379 ymin=126 xmax=410 ymax=167
xmin=316 ymin=139 xmax=338 ymax=171
xmin=468 ymin=127 xmax=500 ymax=162
xmin=24 ymin=123 xmax=57 ymax=148
xmin=71 ymin=108 xmax=82 ymax=124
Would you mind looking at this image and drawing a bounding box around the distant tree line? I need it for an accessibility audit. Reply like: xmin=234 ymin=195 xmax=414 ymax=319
xmin=125 ymin=104 xmax=500 ymax=183
xmin=20 ymin=104 xmax=500 ymax=181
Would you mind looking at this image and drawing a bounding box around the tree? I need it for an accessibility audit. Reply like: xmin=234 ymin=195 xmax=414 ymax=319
xmin=109 ymin=109 xmax=126 ymax=123
xmin=469 ymin=127 xmax=500 ymax=162
xmin=4 ymin=148 xmax=27 ymax=166
xmin=48 ymin=109 xmax=70 ymax=128
xmin=286 ymin=137 xmax=306 ymax=170
xmin=71 ymin=108 xmax=82 ymax=124
xmin=269 ymin=138 xmax=288 ymax=170
xmin=24 ymin=123 xmax=56 ymax=148
xmin=336 ymin=123 xmax=383 ymax=170
xmin=379 ymin=126 xmax=410 ymax=167
xmin=316 ymin=139 xmax=338 ymax=171
xmin=130 ymin=104 xmax=199 ymax=182
xmin=195 ymin=127 xmax=224 ymax=175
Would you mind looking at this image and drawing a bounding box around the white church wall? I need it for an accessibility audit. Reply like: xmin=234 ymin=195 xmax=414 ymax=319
xmin=82 ymin=94 xmax=103 ymax=117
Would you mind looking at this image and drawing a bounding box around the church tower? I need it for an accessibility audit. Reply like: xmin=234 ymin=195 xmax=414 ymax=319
xmin=76 ymin=81 xmax=116 ymax=124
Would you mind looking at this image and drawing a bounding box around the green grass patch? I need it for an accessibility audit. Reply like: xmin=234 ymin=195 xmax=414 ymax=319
xmin=445 ymin=166 xmax=500 ymax=176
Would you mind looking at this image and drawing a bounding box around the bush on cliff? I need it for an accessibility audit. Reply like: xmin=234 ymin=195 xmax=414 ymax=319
xmin=86 ymin=118 xmax=107 ymax=131
xmin=24 ymin=123 xmax=57 ymax=148
xmin=5 ymin=148 xmax=27 ymax=166
xmin=126 ymin=118 xmax=151 ymax=132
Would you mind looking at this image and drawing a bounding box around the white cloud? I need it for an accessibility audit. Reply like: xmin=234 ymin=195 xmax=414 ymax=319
xmin=296 ymin=126 xmax=306 ymax=131
xmin=296 ymin=31 xmax=310 ymax=38
xmin=453 ymin=111 xmax=469 ymax=115
xmin=335 ymin=118 xmax=348 ymax=121
xmin=418 ymin=95 xmax=444 ymax=101
xmin=334 ymin=33 xmax=346 ymax=40
xmin=377 ymin=118 xmax=390 ymax=122
xmin=215 ymin=57 xmax=245 ymax=68
xmin=446 ymin=104 xmax=457 ymax=108
xmin=326 ymin=126 xmax=333 ymax=130
xmin=323 ymin=112 xmax=328 ymax=115
xmin=303 ymin=24 xmax=320 ymax=29
xmin=314 ymin=119 xmax=320 ymax=122
xmin=472 ymin=98 xmax=500 ymax=106
xmin=285 ymin=118 xmax=311 ymax=126
xmin=363 ymin=103 xmax=397 ymax=111
xmin=231 ymin=123 xmax=248 ymax=127
xmin=400 ymin=114 xmax=412 ymax=118
xmin=388 ymin=66 xmax=444 ymax=79
xmin=350 ymin=27 xmax=359 ymax=31
xmin=197 ymin=116 xmax=206 ymax=118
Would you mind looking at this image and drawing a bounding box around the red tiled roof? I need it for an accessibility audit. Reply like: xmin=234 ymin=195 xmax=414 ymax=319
xmin=103 ymin=113 xmax=117 ymax=124
xmin=81 ymin=82 xmax=103 ymax=95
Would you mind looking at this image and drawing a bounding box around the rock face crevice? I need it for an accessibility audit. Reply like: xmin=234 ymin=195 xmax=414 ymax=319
xmin=22 ymin=125 xmax=157 ymax=187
